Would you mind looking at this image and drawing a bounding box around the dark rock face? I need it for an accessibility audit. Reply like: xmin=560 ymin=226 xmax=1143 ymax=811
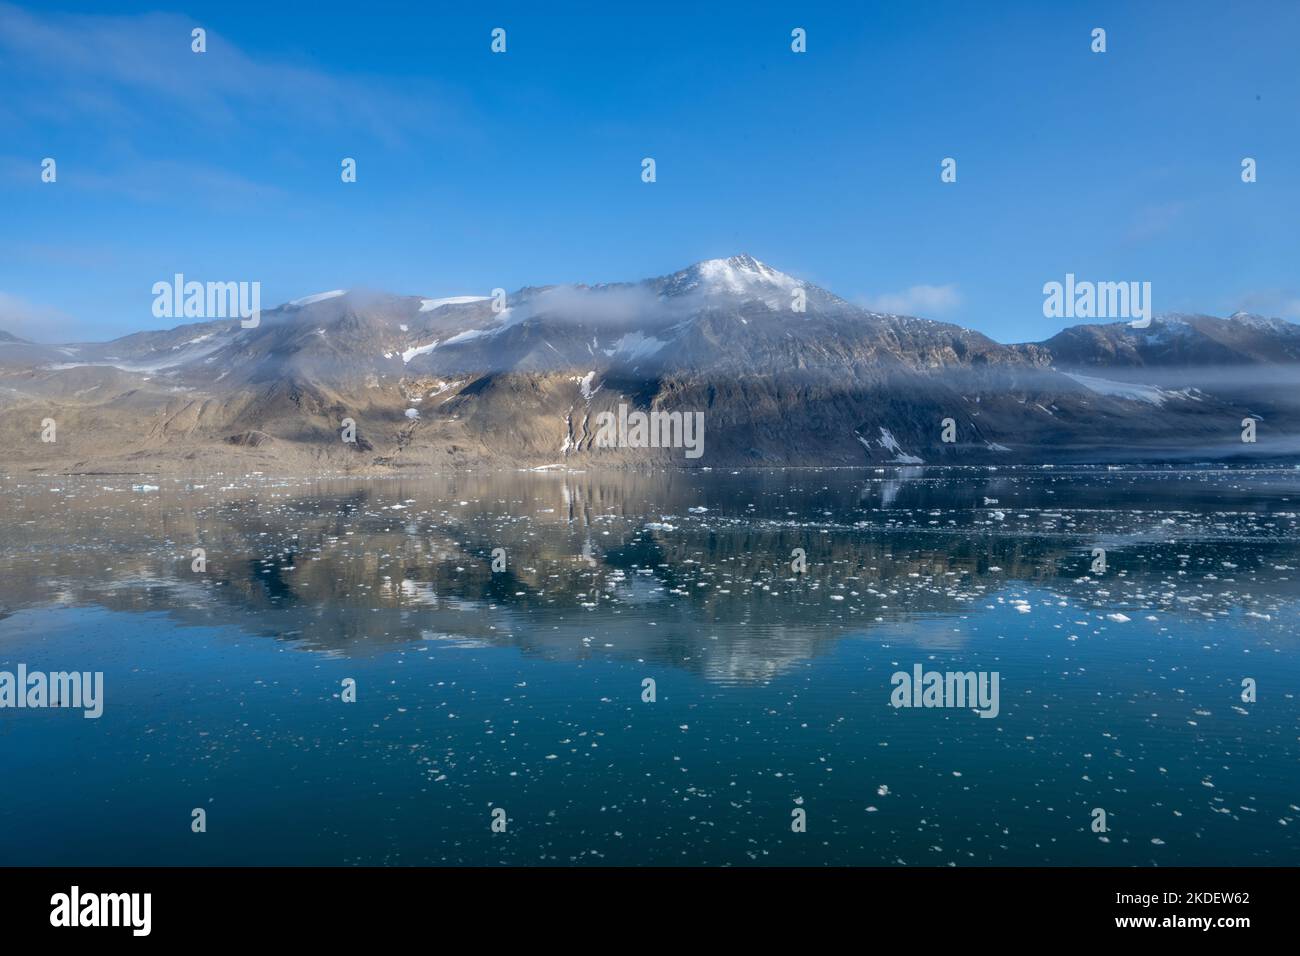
xmin=226 ymin=430 xmax=273 ymax=448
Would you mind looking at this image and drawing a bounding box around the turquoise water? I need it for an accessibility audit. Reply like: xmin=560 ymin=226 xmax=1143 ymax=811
xmin=1 ymin=467 xmax=1297 ymax=865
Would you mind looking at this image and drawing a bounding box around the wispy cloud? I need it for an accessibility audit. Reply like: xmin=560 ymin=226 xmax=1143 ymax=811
xmin=1124 ymin=200 xmax=1192 ymax=243
xmin=1233 ymin=289 xmax=1300 ymax=322
xmin=0 ymin=2 xmax=453 ymax=145
xmin=861 ymin=284 xmax=962 ymax=317
xmin=0 ymin=152 xmax=283 ymax=207
xmin=0 ymin=291 xmax=78 ymax=342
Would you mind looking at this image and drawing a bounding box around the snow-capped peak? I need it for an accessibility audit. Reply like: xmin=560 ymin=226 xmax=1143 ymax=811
xmin=1228 ymin=311 xmax=1292 ymax=331
xmin=661 ymin=254 xmax=801 ymax=298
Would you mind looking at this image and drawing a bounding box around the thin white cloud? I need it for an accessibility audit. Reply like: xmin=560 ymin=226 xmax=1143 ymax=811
xmin=0 ymin=291 xmax=78 ymax=342
xmin=0 ymin=2 xmax=453 ymax=146
xmin=1124 ymin=200 xmax=1191 ymax=243
xmin=861 ymin=284 xmax=961 ymax=317
xmin=1234 ymin=290 xmax=1300 ymax=322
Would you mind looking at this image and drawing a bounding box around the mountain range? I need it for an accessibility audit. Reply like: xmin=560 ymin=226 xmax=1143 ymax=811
xmin=2 ymin=254 xmax=1298 ymax=473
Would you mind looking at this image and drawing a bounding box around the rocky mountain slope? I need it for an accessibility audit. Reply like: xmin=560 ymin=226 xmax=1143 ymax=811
xmin=2 ymin=255 xmax=1297 ymax=473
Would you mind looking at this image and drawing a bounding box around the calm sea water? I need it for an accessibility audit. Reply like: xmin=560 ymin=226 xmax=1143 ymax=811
xmin=1 ymin=466 xmax=1298 ymax=866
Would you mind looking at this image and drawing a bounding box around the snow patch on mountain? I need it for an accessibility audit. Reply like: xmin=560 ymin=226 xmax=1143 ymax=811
xmin=1229 ymin=312 xmax=1294 ymax=332
xmin=401 ymin=340 xmax=439 ymax=363
xmin=420 ymin=296 xmax=489 ymax=313
xmin=561 ymin=413 xmax=575 ymax=455
xmin=879 ymin=427 xmax=925 ymax=464
xmin=1063 ymin=371 xmax=1194 ymax=406
xmin=573 ymin=371 xmax=600 ymax=400
xmin=288 ymin=290 xmax=346 ymax=308
xmin=695 ymin=256 xmax=797 ymax=293
xmin=442 ymin=327 xmax=490 ymax=346
xmin=662 ymin=254 xmax=801 ymax=302
xmin=427 ymin=379 xmax=464 ymax=399
xmin=47 ymin=330 xmax=232 ymax=373
xmin=605 ymin=331 xmax=668 ymax=360
xmin=859 ymin=427 xmax=924 ymax=464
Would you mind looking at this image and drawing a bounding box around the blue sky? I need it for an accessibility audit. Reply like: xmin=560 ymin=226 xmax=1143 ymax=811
xmin=2 ymin=0 xmax=1298 ymax=343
